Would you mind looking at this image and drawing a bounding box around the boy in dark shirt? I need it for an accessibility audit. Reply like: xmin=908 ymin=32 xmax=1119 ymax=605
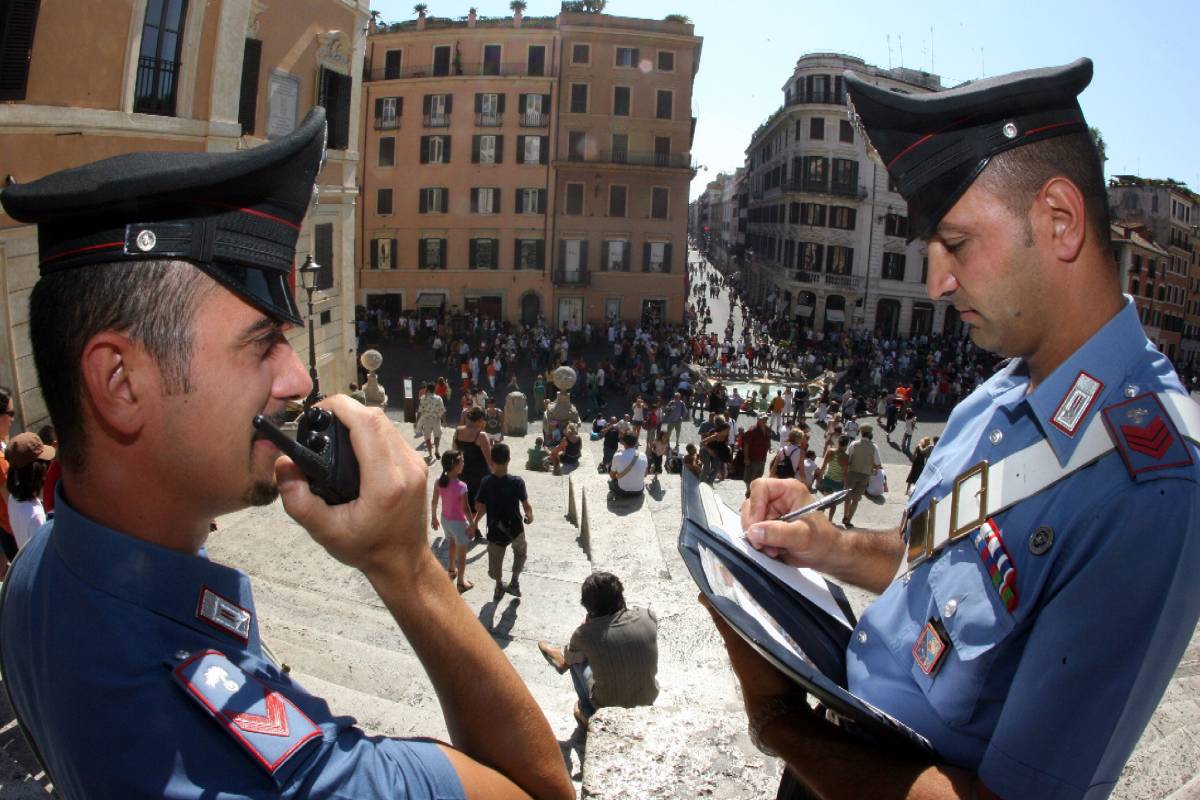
xmin=472 ymin=444 xmax=534 ymax=601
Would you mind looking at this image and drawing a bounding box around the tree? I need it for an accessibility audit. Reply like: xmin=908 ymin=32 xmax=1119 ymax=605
xmin=510 ymin=0 xmax=527 ymax=11
xmin=413 ymin=3 xmax=428 ymax=16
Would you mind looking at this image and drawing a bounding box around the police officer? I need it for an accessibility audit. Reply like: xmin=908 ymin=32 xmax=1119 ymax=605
xmin=0 ymin=109 xmax=574 ymax=799
xmin=712 ymin=59 xmax=1200 ymax=799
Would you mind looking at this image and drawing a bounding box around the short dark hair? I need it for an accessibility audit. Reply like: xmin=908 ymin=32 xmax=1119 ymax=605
xmin=0 ymin=387 xmax=11 ymax=414
xmin=7 ymin=459 xmax=49 ymax=503
xmin=978 ymin=132 xmax=1112 ymax=255
xmin=36 ymin=424 xmax=56 ymax=445
xmin=621 ymin=433 xmax=638 ymax=447
xmin=491 ymin=442 xmax=510 ymax=464
xmin=581 ymin=572 xmax=626 ymax=617
xmin=29 ymin=260 xmax=216 ymax=471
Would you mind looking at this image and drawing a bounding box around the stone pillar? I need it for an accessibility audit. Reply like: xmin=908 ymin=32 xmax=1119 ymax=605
xmin=898 ymin=297 xmax=914 ymax=339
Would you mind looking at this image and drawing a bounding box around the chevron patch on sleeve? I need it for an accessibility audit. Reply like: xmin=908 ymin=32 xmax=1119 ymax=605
xmin=1102 ymin=393 xmax=1194 ymax=479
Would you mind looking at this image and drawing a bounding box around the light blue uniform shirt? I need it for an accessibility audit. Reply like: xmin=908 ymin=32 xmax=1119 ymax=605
xmin=846 ymin=299 xmax=1200 ymax=799
xmin=0 ymin=496 xmax=465 ymax=800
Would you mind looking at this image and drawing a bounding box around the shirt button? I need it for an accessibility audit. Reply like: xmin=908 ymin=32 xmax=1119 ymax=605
xmin=1124 ymin=384 xmax=1139 ymax=398
xmin=942 ymin=598 xmax=958 ymax=618
xmin=856 ymin=630 xmax=869 ymax=645
xmin=901 ymin=572 xmax=912 ymax=585
xmin=989 ymin=429 xmax=1003 ymax=445
xmin=174 ymin=650 xmax=190 ymax=661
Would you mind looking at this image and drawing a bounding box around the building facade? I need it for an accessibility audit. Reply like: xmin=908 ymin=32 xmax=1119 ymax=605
xmin=0 ymin=0 xmax=368 ymax=433
xmin=359 ymin=9 xmax=701 ymax=329
xmin=1111 ymin=223 xmax=1174 ymax=353
xmin=740 ymin=53 xmax=961 ymax=340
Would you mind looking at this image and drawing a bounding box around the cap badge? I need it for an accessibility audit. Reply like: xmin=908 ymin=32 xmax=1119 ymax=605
xmin=1126 ymin=407 xmax=1149 ymax=425
xmin=1002 ymin=122 xmax=1019 ymax=139
xmin=135 ymin=229 xmax=157 ymax=252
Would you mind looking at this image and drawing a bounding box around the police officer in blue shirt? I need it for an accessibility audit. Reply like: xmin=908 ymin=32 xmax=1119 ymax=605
xmin=711 ymin=59 xmax=1200 ymax=799
xmin=0 ymin=108 xmax=575 ymax=800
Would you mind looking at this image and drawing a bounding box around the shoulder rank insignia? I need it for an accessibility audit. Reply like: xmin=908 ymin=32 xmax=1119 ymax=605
xmin=173 ymin=650 xmax=321 ymax=779
xmin=1102 ymin=393 xmax=1194 ymax=479
xmin=972 ymin=519 xmax=1018 ymax=613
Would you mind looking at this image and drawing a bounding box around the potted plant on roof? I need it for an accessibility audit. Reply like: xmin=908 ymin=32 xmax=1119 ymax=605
xmin=413 ymin=3 xmax=428 ymax=29
xmin=511 ymin=0 xmax=526 ymax=26
xmin=468 ymin=6 xmax=478 ymax=26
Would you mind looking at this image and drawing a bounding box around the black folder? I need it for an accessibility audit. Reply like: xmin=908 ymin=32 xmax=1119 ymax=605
xmin=678 ymin=471 xmax=935 ymax=756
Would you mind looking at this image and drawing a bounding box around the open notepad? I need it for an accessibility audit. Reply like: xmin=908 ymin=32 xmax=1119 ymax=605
xmin=678 ymin=472 xmax=935 ymax=756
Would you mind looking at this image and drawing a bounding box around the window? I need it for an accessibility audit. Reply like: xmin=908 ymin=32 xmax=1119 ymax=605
xmin=313 ymin=223 xmax=334 ymax=289
xmin=423 ymin=93 xmax=451 ymax=126
xmin=827 ymin=245 xmax=853 ymax=275
xmin=370 ymin=238 xmax=396 ymax=269
xmin=643 ymin=242 xmax=671 ymax=273
xmin=657 ymin=50 xmax=674 ymax=72
xmin=419 ymin=238 xmax=445 ymax=269
xmin=611 ymin=133 xmax=628 ymax=163
xmin=655 ymin=89 xmax=673 ymax=120
xmin=810 ymin=118 xmax=825 ymax=140
xmin=420 ymin=135 xmax=450 ymax=164
xmin=527 ymin=45 xmax=546 ymax=76
xmin=519 ymin=93 xmax=550 ymax=126
xmin=921 ymin=258 xmax=928 ymax=283
xmin=383 ymin=49 xmax=401 ymax=79
xmin=888 ymin=173 xmax=901 ymax=193
xmin=828 ymin=206 xmax=856 ymax=230
xmin=472 ymin=134 xmax=503 ymax=164
xmin=568 ymin=130 xmax=587 ymax=161
xmin=515 ymin=187 xmax=545 ymax=214
xmin=378 ymin=136 xmax=394 ymax=167
xmin=515 ymin=239 xmax=544 ymax=270
xmin=800 ymin=203 xmax=826 ymax=226
xmin=471 ymin=187 xmax=498 ymax=214
xmin=565 ymin=182 xmax=584 ymax=215
xmin=803 ymin=157 xmax=828 ymax=192
xmin=432 ymin=45 xmax=451 ymax=76
xmin=517 ymin=135 xmax=547 ymax=164
xmin=571 ymin=43 xmax=590 ymax=64
xmin=799 ymin=242 xmax=823 ymax=272
xmin=475 ymin=92 xmax=504 ymax=125
xmin=789 ymin=203 xmax=800 ymax=225
xmin=831 ymin=158 xmax=858 ymax=194
xmin=654 ymin=136 xmax=671 ymax=166
xmin=882 ymin=252 xmax=906 ymax=281
xmin=238 ymin=38 xmax=262 ymax=134
xmin=839 ymin=119 xmax=854 ymax=143
xmin=419 ymin=187 xmax=448 ymax=213
xmin=318 ymin=67 xmax=352 ymax=149
xmin=470 ymin=238 xmax=498 ymax=269
xmin=613 ymin=85 xmax=631 ymax=116
xmin=603 ymin=240 xmax=630 ymax=271
xmin=651 ymin=187 xmax=669 ymax=220
xmin=615 ymin=46 xmax=638 ymax=67
xmin=570 ymin=83 xmax=588 ymax=114
xmin=608 ymin=185 xmax=627 ymax=218
xmin=377 ymin=188 xmax=393 ymax=215
xmin=482 ymin=44 xmax=501 ymax=75
xmin=884 ymin=213 xmax=909 ymax=238
xmin=374 ymin=96 xmax=401 ymax=129
xmin=134 ymin=0 xmax=187 ymax=115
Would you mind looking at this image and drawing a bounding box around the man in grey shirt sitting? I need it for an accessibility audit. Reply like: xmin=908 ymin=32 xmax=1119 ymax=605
xmin=538 ymin=572 xmax=658 ymax=726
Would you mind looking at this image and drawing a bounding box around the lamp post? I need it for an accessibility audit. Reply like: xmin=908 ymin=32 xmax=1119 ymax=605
xmin=299 ymin=255 xmax=323 ymax=408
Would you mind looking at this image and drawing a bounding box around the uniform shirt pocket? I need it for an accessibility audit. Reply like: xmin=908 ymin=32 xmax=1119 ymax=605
xmin=910 ymin=543 xmax=1017 ymax=727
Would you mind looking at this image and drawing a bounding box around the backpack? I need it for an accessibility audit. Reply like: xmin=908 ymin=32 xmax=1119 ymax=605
xmin=774 ymin=445 xmax=798 ymax=479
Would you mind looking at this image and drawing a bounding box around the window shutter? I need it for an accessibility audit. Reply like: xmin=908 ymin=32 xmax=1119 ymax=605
xmin=580 ymin=241 xmax=588 ymax=272
xmin=370 ymin=240 xmax=379 ymax=268
xmin=515 ymin=188 xmax=525 ymax=213
xmin=444 ymin=136 xmax=451 ymax=163
xmin=559 ymin=240 xmax=567 ymax=271
xmin=622 ymin=242 xmax=631 ymax=272
xmin=420 ymin=137 xmax=429 ymax=164
xmin=513 ymin=239 xmax=522 ymax=269
xmin=445 ymin=94 xmax=453 ymax=113
xmin=238 ymin=39 xmax=263 ymax=135
xmin=518 ymin=93 xmax=527 ymax=114
xmin=498 ymin=94 xmax=506 ymax=113
xmin=601 ymin=241 xmax=611 ymax=271
xmin=472 ymin=136 xmax=480 ymax=163
xmin=397 ymin=96 xmax=403 ymax=115
xmin=0 ymin=0 xmax=40 ymax=101
xmin=491 ymin=239 xmax=500 ymax=269
xmin=389 ymin=239 xmax=397 ymax=269
xmin=539 ymin=136 xmax=549 ymax=164
xmin=643 ymin=242 xmax=651 ymax=272
xmin=848 ymin=208 xmax=857 ymax=229
xmin=515 ymin=136 xmax=525 ymax=164
xmin=538 ymin=189 xmax=546 ymax=213
xmin=374 ymin=97 xmax=384 ymax=118
xmin=418 ymin=240 xmax=427 ymax=269
xmin=419 ymin=189 xmax=428 ymax=213
xmin=664 ymin=244 xmax=673 ymax=273
xmin=543 ymin=93 xmax=551 ymax=113
xmin=492 ymin=188 xmax=500 ymax=213
xmin=440 ymin=190 xmax=449 ymax=213
xmin=474 ymin=93 xmax=483 ymax=113
xmin=536 ymin=240 xmax=545 ymax=270
xmin=494 ymin=135 xmax=504 ymax=164
xmin=469 ymin=239 xmax=478 ymax=269
xmin=470 ymin=188 xmax=478 ymax=213
xmin=423 ymin=94 xmax=432 ymax=114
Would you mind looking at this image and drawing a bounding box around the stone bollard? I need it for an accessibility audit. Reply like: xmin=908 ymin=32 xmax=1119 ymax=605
xmin=504 ymin=391 xmax=528 ymax=436
xmin=579 ymin=490 xmax=590 ymax=561
xmin=566 ymin=476 xmax=578 ymax=526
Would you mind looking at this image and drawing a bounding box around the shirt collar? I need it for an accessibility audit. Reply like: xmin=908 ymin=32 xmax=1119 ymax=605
xmin=52 ymin=492 xmax=260 ymax=649
xmin=1024 ymin=296 xmax=1148 ymax=464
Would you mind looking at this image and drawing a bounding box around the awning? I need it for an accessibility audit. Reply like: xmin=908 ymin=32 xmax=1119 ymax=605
xmin=825 ymin=309 xmax=845 ymax=323
xmin=416 ymin=292 xmax=446 ymax=309
xmin=796 ymin=304 xmax=815 ymax=315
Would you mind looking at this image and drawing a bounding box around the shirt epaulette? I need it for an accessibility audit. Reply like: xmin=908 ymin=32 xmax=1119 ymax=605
xmin=1101 ymin=392 xmax=1196 ymax=483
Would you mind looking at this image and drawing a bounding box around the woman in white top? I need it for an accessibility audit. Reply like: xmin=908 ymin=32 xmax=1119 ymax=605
xmin=5 ymin=432 xmax=55 ymax=549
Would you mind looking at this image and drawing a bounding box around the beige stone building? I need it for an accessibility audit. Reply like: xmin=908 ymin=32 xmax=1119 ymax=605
xmin=359 ymin=9 xmax=701 ymax=329
xmin=0 ymin=0 xmax=369 ymax=433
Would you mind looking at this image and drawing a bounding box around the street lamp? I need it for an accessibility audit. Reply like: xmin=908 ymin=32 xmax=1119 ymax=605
xmin=298 ymin=255 xmax=323 ymax=408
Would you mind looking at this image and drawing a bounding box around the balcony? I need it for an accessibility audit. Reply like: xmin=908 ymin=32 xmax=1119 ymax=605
xmin=374 ymin=116 xmax=400 ymax=131
xmin=133 ymin=56 xmax=180 ymax=116
xmin=366 ymin=62 xmax=558 ymax=81
xmin=423 ymin=114 xmax=451 ymax=128
xmin=519 ymin=111 xmax=548 ymax=128
xmin=553 ymin=265 xmax=590 ymax=287
xmin=785 ymin=180 xmax=868 ymax=199
xmin=566 ymin=150 xmax=693 ymax=169
xmin=475 ymin=113 xmax=503 ymax=127
xmin=787 ymin=270 xmax=863 ymax=291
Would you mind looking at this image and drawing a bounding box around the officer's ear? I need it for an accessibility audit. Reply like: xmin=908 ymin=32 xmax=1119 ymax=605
xmin=80 ymin=332 xmax=155 ymax=438
xmin=1036 ymin=176 xmax=1087 ymax=263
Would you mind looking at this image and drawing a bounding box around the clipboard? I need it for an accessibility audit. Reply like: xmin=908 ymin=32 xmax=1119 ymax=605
xmin=678 ymin=471 xmax=936 ymax=756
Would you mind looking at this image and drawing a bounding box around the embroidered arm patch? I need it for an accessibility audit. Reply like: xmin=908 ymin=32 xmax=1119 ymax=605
xmin=173 ymin=650 xmax=321 ymax=781
xmin=1102 ymin=393 xmax=1194 ymax=480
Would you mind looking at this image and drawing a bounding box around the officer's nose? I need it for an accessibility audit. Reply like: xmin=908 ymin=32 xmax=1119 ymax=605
xmin=276 ymin=340 xmax=313 ymax=402
xmin=925 ymin=247 xmax=959 ymax=301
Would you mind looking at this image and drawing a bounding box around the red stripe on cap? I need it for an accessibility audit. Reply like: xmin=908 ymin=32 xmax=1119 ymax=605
xmin=1023 ymin=120 xmax=1084 ymax=138
xmin=887 ymin=114 xmax=976 ymax=170
xmin=203 ymin=201 xmax=302 ymax=232
xmin=40 ymin=240 xmax=124 ymax=265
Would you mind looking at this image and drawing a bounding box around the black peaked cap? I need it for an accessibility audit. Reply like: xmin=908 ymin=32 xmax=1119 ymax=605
xmin=845 ymin=59 xmax=1093 ymax=241
xmin=0 ymin=108 xmax=328 ymax=325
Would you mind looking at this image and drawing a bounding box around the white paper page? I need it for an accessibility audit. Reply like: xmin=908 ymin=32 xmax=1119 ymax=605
xmin=702 ymin=482 xmax=853 ymax=629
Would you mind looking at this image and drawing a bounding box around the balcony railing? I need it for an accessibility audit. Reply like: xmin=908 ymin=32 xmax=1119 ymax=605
xmin=374 ymin=116 xmax=401 ymax=130
xmin=787 ymin=270 xmax=863 ymax=291
xmin=553 ymin=265 xmax=590 ymax=287
xmin=134 ymin=56 xmax=180 ymax=116
xmin=519 ymin=111 xmax=548 ymax=128
xmin=366 ymin=62 xmax=558 ymax=81
xmin=475 ymin=112 xmax=503 ymax=127
xmin=566 ymin=150 xmax=692 ymax=169
xmin=423 ymin=114 xmax=451 ymax=128
xmin=785 ymin=180 xmax=868 ymax=199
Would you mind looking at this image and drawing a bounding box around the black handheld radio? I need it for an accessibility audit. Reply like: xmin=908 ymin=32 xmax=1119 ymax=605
xmin=253 ymin=408 xmax=360 ymax=505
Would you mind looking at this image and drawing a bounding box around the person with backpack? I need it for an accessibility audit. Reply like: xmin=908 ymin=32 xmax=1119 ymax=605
xmin=770 ymin=427 xmax=806 ymax=482
xmin=741 ymin=414 xmax=774 ymax=498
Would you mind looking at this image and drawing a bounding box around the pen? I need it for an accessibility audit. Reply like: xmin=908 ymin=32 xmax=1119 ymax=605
xmin=775 ymin=489 xmax=852 ymax=522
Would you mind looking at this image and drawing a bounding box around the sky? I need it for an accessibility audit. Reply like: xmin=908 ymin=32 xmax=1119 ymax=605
xmin=369 ymin=0 xmax=1200 ymax=201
